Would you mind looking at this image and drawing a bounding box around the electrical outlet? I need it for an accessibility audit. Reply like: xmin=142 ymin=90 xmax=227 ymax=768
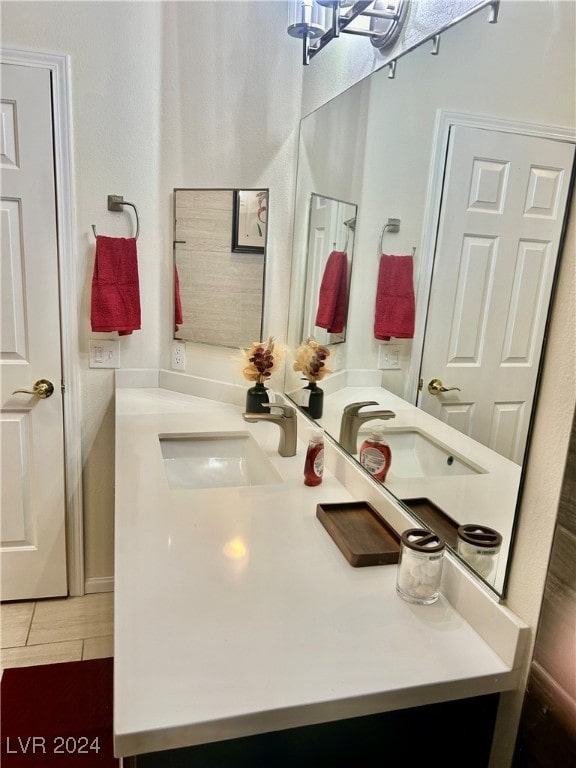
xmin=171 ymin=341 xmax=186 ymax=371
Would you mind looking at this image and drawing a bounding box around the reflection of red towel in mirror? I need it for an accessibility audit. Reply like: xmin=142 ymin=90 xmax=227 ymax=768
xmin=174 ymin=265 xmax=183 ymax=332
xmin=91 ymin=236 xmax=141 ymax=336
xmin=315 ymin=250 xmax=348 ymax=334
xmin=374 ymin=254 xmax=415 ymax=340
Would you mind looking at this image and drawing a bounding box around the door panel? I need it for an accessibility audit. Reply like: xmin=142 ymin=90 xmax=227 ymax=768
xmin=1 ymin=200 xmax=27 ymax=358
xmin=1 ymin=62 xmax=67 ymax=600
xmin=419 ymin=125 xmax=575 ymax=463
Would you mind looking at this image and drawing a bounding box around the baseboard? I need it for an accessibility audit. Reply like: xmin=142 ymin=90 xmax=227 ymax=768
xmin=84 ymin=576 xmax=114 ymax=594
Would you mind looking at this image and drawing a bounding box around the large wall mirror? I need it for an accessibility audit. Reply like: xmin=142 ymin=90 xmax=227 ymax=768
xmin=285 ymin=1 xmax=575 ymax=597
xmin=173 ymin=188 xmax=268 ymax=349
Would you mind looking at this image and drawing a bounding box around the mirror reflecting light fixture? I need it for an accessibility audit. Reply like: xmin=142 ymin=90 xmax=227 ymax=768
xmin=287 ymin=0 xmax=409 ymax=65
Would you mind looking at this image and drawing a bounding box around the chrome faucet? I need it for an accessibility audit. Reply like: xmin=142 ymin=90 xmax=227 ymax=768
xmin=338 ymin=401 xmax=396 ymax=454
xmin=242 ymin=402 xmax=297 ymax=457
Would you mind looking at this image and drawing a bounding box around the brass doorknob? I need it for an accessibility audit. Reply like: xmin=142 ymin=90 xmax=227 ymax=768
xmin=428 ymin=378 xmax=461 ymax=396
xmin=12 ymin=379 xmax=55 ymax=399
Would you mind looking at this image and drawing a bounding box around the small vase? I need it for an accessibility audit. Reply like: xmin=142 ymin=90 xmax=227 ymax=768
xmin=301 ymin=381 xmax=324 ymax=419
xmin=245 ymin=382 xmax=269 ymax=413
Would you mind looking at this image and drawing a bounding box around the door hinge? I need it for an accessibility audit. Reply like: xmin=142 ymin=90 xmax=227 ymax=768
xmin=61 ymin=381 xmax=65 ymax=394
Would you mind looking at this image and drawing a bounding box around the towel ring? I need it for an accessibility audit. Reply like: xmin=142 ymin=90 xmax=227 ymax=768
xmin=378 ymin=217 xmax=400 ymax=256
xmin=92 ymin=195 xmax=140 ymax=240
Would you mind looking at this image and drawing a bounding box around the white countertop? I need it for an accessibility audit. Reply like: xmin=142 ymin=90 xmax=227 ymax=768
xmin=114 ymin=387 xmax=523 ymax=758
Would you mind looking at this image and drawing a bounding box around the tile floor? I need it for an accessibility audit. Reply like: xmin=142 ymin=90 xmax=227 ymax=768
xmin=0 ymin=592 xmax=113 ymax=673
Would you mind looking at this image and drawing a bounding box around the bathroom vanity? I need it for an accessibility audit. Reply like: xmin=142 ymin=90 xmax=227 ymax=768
xmin=114 ymin=384 xmax=528 ymax=767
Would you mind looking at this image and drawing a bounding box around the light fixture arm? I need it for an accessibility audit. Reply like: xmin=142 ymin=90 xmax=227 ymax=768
xmin=307 ymin=1 xmax=406 ymax=63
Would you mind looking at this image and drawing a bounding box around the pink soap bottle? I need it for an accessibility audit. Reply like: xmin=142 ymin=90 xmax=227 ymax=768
xmin=304 ymin=429 xmax=324 ymax=486
xmin=359 ymin=428 xmax=391 ymax=482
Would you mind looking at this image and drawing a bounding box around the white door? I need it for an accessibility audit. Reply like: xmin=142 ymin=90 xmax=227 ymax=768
xmin=1 ymin=62 xmax=67 ymax=600
xmin=418 ymin=125 xmax=574 ymax=463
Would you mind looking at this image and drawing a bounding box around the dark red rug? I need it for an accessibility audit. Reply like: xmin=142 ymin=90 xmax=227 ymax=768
xmin=1 ymin=657 xmax=119 ymax=767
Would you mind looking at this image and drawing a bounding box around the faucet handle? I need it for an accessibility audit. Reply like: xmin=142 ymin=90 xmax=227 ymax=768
xmin=343 ymin=401 xmax=379 ymax=416
xmin=261 ymin=402 xmax=296 ymax=418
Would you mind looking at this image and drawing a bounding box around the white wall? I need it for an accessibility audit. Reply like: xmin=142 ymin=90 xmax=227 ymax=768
xmin=157 ymin=1 xmax=303 ymax=381
xmin=1 ymin=0 xmax=303 ymax=590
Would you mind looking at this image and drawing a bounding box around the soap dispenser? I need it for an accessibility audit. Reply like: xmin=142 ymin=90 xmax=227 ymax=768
xmin=359 ymin=427 xmax=391 ymax=482
xmin=304 ymin=429 xmax=324 ymax=486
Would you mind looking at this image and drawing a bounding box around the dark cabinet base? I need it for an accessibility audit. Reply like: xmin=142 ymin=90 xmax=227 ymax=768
xmin=128 ymin=693 xmax=499 ymax=767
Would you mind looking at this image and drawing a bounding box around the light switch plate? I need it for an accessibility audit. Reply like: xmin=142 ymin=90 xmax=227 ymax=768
xmin=89 ymin=339 xmax=120 ymax=368
xmin=378 ymin=344 xmax=401 ymax=370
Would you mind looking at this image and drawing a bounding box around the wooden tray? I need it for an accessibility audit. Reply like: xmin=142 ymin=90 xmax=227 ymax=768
xmin=316 ymin=502 xmax=401 ymax=567
xmin=401 ymin=497 xmax=459 ymax=548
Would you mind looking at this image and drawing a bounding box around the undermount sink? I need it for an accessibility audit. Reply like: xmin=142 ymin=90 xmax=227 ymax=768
xmin=159 ymin=431 xmax=283 ymax=490
xmin=358 ymin=427 xmax=486 ymax=479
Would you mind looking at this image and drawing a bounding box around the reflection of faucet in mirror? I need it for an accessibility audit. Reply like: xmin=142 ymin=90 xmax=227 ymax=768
xmin=339 ymin=402 xmax=396 ymax=454
xmin=243 ymin=403 xmax=297 ymax=457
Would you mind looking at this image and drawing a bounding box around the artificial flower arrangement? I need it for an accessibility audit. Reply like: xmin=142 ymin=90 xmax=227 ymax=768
xmin=293 ymin=338 xmax=331 ymax=383
xmin=241 ymin=336 xmax=281 ymax=384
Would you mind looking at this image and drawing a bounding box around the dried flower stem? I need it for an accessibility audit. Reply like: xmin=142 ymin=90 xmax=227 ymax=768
xmin=242 ymin=336 xmax=279 ymax=384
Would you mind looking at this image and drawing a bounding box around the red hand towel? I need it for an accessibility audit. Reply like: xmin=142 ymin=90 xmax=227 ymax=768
xmin=174 ymin=265 xmax=183 ymax=332
xmin=91 ymin=236 xmax=141 ymax=336
xmin=374 ymin=254 xmax=415 ymax=340
xmin=315 ymin=250 xmax=348 ymax=334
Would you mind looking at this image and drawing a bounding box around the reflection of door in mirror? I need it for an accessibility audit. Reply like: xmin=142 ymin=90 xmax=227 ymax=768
xmin=173 ymin=188 xmax=267 ymax=349
xmin=419 ymin=125 xmax=575 ymax=463
xmin=303 ymin=194 xmax=357 ymax=345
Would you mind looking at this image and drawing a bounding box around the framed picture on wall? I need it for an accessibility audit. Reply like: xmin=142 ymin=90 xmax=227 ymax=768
xmin=232 ymin=189 xmax=268 ymax=253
